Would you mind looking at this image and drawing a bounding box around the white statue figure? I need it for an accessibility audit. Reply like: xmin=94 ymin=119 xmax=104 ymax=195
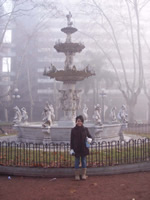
xmin=42 ymin=102 xmax=53 ymax=127
xmin=93 ymin=104 xmax=102 ymax=125
xmin=65 ymin=54 xmax=73 ymax=70
xmin=13 ymin=106 xmax=22 ymax=125
xmin=49 ymin=104 xmax=55 ymax=122
xmin=66 ymin=11 xmax=73 ymax=27
xmin=21 ymin=107 xmax=28 ymax=123
xmin=51 ymin=63 xmax=57 ymax=73
xmin=117 ymin=105 xmax=128 ymax=123
xmin=72 ymin=90 xmax=80 ymax=110
xmin=85 ymin=65 xmax=90 ymax=73
xmin=82 ymin=104 xmax=88 ymax=121
xmin=110 ymin=106 xmax=117 ymax=122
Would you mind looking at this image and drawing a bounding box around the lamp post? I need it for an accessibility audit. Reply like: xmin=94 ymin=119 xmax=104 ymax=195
xmin=12 ymin=88 xmax=21 ymax=100
xmin=99 ymin=89 xmax=107 ymax=124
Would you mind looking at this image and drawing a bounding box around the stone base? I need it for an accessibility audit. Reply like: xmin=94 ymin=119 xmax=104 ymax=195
xmin=42 ymin=128 xmax=51 ymax=145
xmin=15 ymin=122 xmax=123 ymax=144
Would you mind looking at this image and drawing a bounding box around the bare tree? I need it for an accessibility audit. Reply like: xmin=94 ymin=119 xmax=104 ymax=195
xmin=80 ymin=0 xmax=150 ymax=122
xmin=0 ymin=0 xmax=63 ymax=121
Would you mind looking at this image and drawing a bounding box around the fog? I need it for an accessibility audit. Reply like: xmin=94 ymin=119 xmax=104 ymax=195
xmin=0 ymin=0 xmax=150 ymax=123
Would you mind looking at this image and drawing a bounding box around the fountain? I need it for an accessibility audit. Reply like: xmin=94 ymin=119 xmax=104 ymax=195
xmin=43 ymin=12 xmax=94 ymax=126
xmin=14 ymin=13 xmax=125 ymax=144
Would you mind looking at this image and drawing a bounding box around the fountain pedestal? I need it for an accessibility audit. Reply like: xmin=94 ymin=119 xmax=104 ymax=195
xmin=42 ymin=128 xmax=51 ymax=144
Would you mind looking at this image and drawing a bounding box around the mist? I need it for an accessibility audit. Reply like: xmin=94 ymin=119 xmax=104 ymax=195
xmin=0 ymin=0 xmax=150 ymax=123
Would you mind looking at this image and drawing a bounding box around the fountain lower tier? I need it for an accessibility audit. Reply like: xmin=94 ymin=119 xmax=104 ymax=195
xmin=43 ymin=69 xmax=95 ymax=82
xmin=15 ymin=122 xmax=125 ymax=144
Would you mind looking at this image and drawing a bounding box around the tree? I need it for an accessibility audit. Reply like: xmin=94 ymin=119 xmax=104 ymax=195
xmin=80 ymin=0 xmax=150 ymax=122
xmin=0 ymin=0 xmax=62 ymax=121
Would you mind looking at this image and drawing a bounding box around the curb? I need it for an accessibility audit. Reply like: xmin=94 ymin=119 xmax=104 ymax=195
xmin=0 ymin=162 xmax=150 ymax=178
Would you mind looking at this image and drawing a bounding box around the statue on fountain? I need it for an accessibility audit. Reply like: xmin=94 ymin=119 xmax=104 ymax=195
xmin=110 ymin=106 xmax=117 ymax=123
xmin=82 ymin=104 xmax=88 ymax=121
xmin=13 ymin=106 xmax=22 ymax=125
xmin=117 ymin=105 xmax=128 ymax=123
xmin=42 ymin=102 xmax=55 ymax=127
xmin=21 ymin=107 xmax=28 ymax=123
xmin=93 ymin=104 xmax=102 ymax=125
xmin=66 ymin=11 xmax=73 ymax=27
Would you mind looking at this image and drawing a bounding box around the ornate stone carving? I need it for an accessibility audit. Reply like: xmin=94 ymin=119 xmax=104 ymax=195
xmin=93 ymin=104 xmax=102 ymax=125
xmin=42 ymin=102 xmax=55 ymax=127
xmin=13 ymin=106 xmax=22 ymax=125
xmin=110 ymin=106 xmax=117 ymax=122
xmin=21 ymin=107 xmax=28 ymax=123
xmin=117 ymin=105 xmax=128 ymax=123
xmin=82 ymin=104 xmax=88 ymax=121
xmin=59 ymin=89 xmax=81 ymax=121
xmin=66 ymin=11 xmax=73 ymax=27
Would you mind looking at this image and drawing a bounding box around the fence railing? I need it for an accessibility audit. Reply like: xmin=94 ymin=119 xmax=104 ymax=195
xmin=0 ymin=139 xmax=150 ymax=168
xmin=125 ymin=123 xmax=150 ymax=136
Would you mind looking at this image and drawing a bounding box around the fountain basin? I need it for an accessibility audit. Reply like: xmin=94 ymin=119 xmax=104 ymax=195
xmin=15 ymin=122 xmax=122 ymax=144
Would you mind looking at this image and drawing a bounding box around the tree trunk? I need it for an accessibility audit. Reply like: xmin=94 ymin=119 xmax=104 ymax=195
xmin=148 ymin=102 xmax=150 ymax=124
xmin=127 ymin=103 xmax=135 ymax=123
xmin=4 ymin=108 xmax=8 ymax=122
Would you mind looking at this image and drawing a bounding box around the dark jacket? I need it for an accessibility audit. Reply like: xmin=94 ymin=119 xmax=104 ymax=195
xmin=70 ymin=125 xmax=92 ymax=157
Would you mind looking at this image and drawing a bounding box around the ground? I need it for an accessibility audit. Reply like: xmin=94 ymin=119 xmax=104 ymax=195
xmin=0 ymin=172 xmax=150 ymax=200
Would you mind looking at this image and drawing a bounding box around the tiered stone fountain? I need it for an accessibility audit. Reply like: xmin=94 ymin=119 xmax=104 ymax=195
xmin=15 ymin=13 xmax=123 ymax=144
xmin=44 ymin=12 xmax=94 ymax=126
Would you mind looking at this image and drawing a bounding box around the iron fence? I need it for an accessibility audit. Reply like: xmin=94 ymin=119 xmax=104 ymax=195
xmin=127 ymin=123 xmax=150 ymax=134
xmin=0 ymin=138 xmax=150 ymax=168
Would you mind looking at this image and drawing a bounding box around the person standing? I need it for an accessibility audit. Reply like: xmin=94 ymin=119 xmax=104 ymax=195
xmin=70 ymin=115 xmax=92 ymax=181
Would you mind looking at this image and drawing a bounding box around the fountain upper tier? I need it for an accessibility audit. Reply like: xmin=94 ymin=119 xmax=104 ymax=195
xmin=54 ymin=42 xmax=85 ymax=54
xmin=61 ymin=27 xmax=77 ymax=34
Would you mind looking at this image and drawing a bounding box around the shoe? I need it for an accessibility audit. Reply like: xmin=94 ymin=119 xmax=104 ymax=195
xmin=81 ymin=168 xmax=87 ymax=180
xmin=75 ymin=169 xmax=80 ymax=181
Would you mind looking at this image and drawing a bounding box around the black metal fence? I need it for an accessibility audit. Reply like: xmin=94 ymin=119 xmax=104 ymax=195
xmin=126 ymin=123 xmax=150 ymax=136
xmin=0 ymin=139 xmax=150 ymax=168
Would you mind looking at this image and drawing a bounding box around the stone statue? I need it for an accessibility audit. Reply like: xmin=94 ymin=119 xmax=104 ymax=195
xmin=93 ymin=104 xmax=102 ymax=125
xmin=49 ymin=104 xmax=55 ymax=122
xmin=21 ymin=107 xmax=28 ymax=123
xmin=82 ymin=104 xmax=88 ymax=121
xmin=42 ymin=102 xmax=54 ymax=127
xmin=85 ymin=65 xmax=90 ymax=73
xmin=59 ymin=90 xmax=67 ymax=110
xmin=72 ymin=65 xmax=77 ymax=71
xmin=13 ymin=106 xmax=22 ymax=125
xmin=110 ymin=106 xmax=117 ymax=122
xmin=66 ymin=11 xmax=73 ymax=27
xmin=65 ymin=53 xmax=73 ymax=70
xmin=117 ymin=105 xmax=128 ymax=123
xmin=51 ymin=63 xmax=57 ymax=73
xmin=72 ymin=90 xmax=80 ymax=110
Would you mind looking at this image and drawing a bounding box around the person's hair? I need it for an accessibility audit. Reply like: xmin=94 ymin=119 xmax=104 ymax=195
xmin=76 ymin=115 xmax=84 ymax=123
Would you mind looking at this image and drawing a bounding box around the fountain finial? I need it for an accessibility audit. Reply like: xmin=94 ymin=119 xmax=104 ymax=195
xmin=66 ymin=11 xmax=73 ymax=27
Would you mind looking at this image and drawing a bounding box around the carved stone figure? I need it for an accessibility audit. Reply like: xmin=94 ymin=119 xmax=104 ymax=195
xmin=59 ymin=90 xmax=68 ymax=110
xmin=42 ymin=102 xmax=54 ymax=127
xmin=66 ymin=11 xmax=73 ymax=27
xmin=65 ymin=53 xmax=73 ymax=70
xmin=13 ymin=106 xmax=22 ymax=125
xmin=117 ymin=105 xmax=128 ymax=123
xmin=72 ymin=90 xmax=80 ymax=110
xmin=110 ymin=106 xmax=117 ymax=122
xmin=49 ymin=104 xmax=55 ymax=122
xmin=93 ymin=104 xmax=102 ymax=125
xmin=82 ymin=104 xmax=88 ymax=121
xmin=21 ymin=107 xmax=28 ymax=123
